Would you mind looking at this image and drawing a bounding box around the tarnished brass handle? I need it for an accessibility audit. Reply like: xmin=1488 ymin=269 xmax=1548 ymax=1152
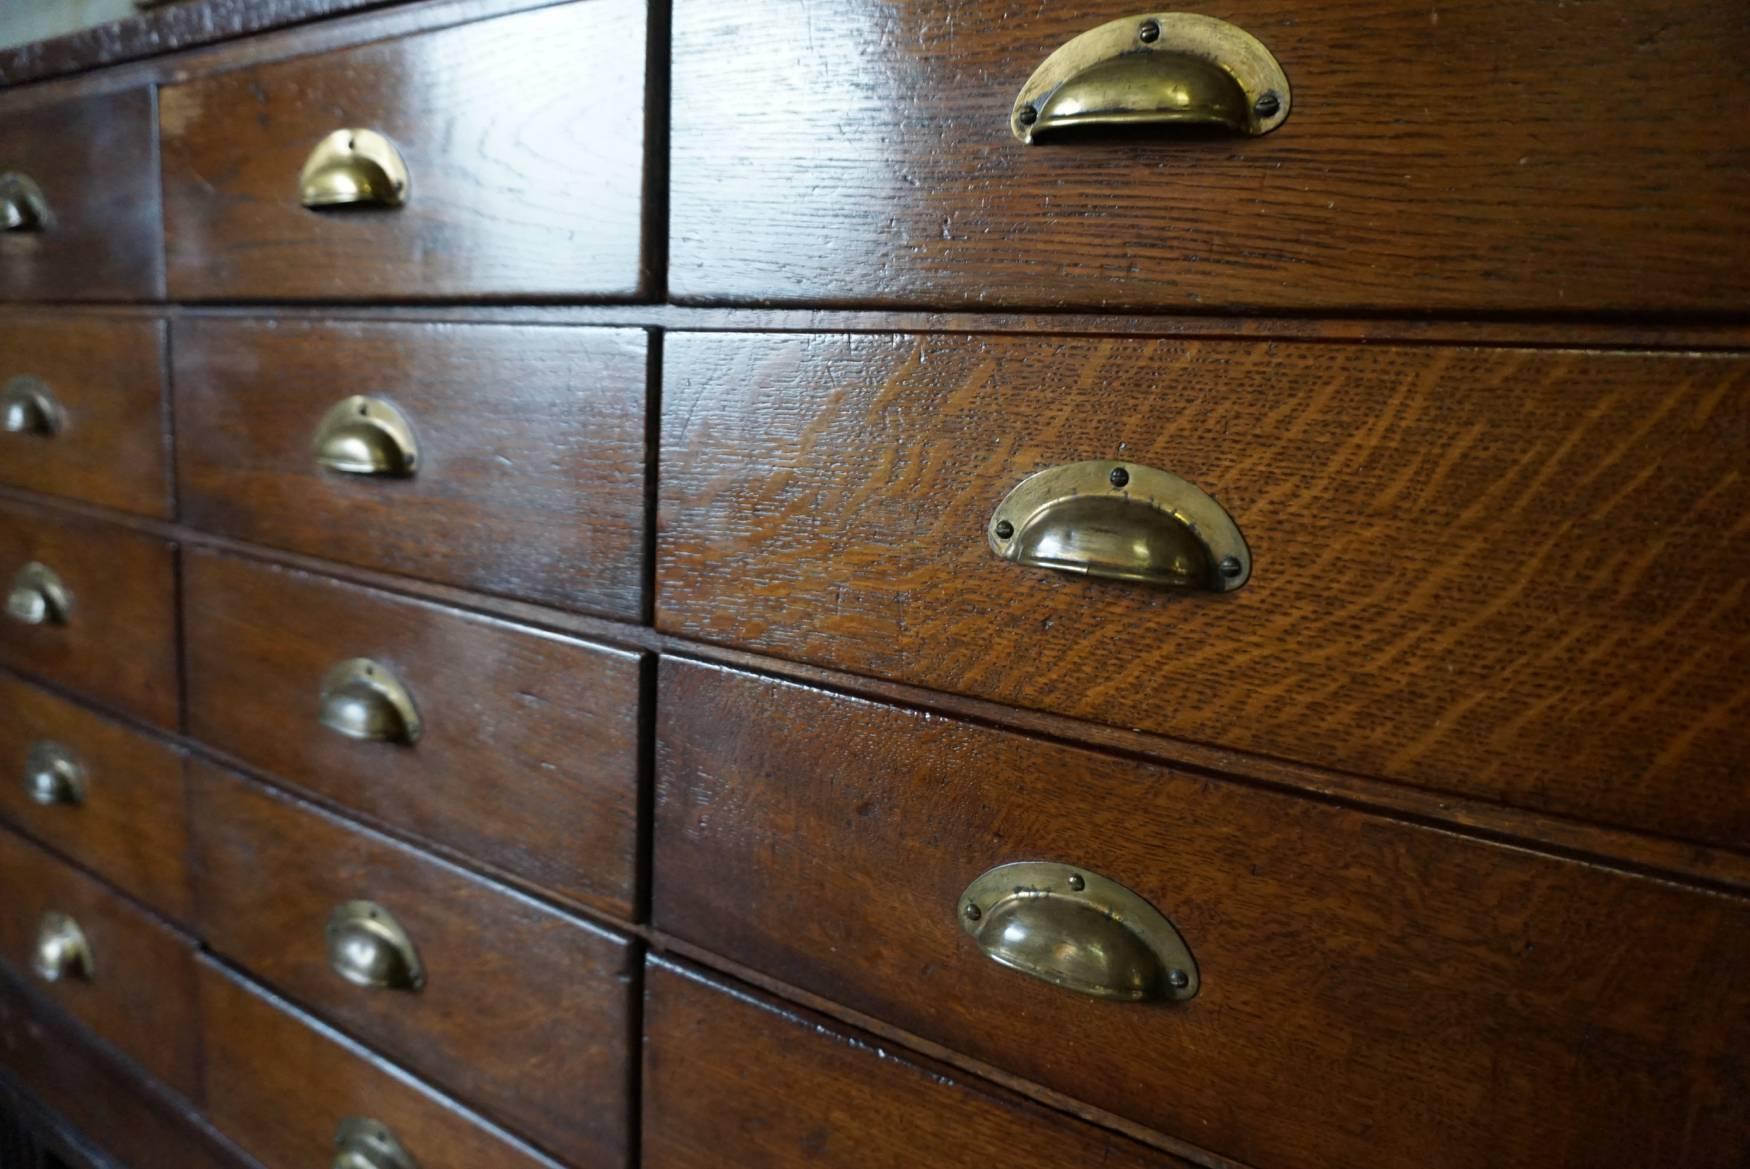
xmin=1012 ymin=13 xmax=1290 ymax=143
xmin=327 ymin=902 xmax=425 ymax=992
xmin=6 ymin=562 xmax=73 ymax=626
xmin=988 ymin=460 xmax=1250 ymax=591
xmin=333 ymin=1117 xmax=419 ymax=1169
xmin=318 ymin=659 xmax=423 ymax=744
xmin=959 ymin=862 xmax=1198 ymax=1002
xmin=33 ymin=912 xmax=93 ymax=983
xmin=2 ymin=376 xmax=63 ymax=437
xmin=300 ymin=129 xmax=410 ymax=210
xmin=0 ymin=173 xmax=49 ymax=232
xmin=313 ymin=396 xmax=419 ymax=477
xmin=25 ymin=742 xmax=84 ymax=807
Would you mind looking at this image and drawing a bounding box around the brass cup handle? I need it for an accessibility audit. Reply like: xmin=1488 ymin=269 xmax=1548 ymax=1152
xmin=300 ymin=129 xmax=410 ymax=210
xmin=318 ymin=659 xmax=423 ymax=745
xmin=333 ymin=1117 xmax=420 ymax=1169
xmin=6 ymin=562 xmax=73 ymax=626
xmin=33 ymin=911 xmax=93 ymax=983
xmin=2 ymin=376 xmax=63 ymax=437
xmin=326 ymin=902 xmax=425 ymax=992
xmin=0 ymin=172 xmax=50 ymax=232
xmin=25 ymin=741 xmax=84 ymax=807
xmin=313 ymin=396 xmax=419 ymax=477
xmin=1012 ymin=12 xmax=1290 ymax=143
xmin=959 ymin=862 xmax=1199 ymax=1002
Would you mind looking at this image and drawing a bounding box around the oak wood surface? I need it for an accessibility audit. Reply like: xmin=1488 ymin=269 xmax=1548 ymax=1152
xmin=0 ymin=674 xmax=191 ymax=923
xmin=0 ymin=317 xmax=169 ymax=518
xmin=0 ymin=825 xmax=199 ymax=1101
xmin=173 ymin=318 xmax=648 ymax=619
xmin=182 ymin=548 xmax=643 ymax=916
xmin=159 ymin=0 xmax=650 ymax=300
xmin=189 ymin=761 xmax=634 ymax=1167
xmin=657 ymin=332 xmax=1750 ymax=852
xmin=198 ymin=956 xmax=568 ymax=1169
xmin=670 ymin=0 xmax=1750 ymax=314
xmin=654 ymin=659 xmax=1750 ymax=1169
xmin=0 ymin=498 xmax=178 ymax=730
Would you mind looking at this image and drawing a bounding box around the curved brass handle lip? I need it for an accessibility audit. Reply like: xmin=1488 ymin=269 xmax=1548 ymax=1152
xmin=327 ymin=901 xmax=425 ymax=992
xmin=1012 ymin=13 xmax=1291 ymax=143
xmin=334 ymin=1116 xmax=420 ymax=1169
xmin=300 ymin=129 xmax=410 ymax=210
xmin=313 ymin=396 xmax=420 ymax=478
xmin=25 ymin=741 xmax=85 ymax=807
xmin=319 ymin=658 xmax=423 ymax=744
xmin=960 ymin=861 xmax=1198 ymax=1002
xmin=988 ymin=460 xmax=1250 ymax=592
xmin=7 ymin=562 xmax=73 ymax=626
xmin=33 ymin=911 xmax=93 ymax=983
xmin=2 ymin=376 xmax=64 ymax=437
xmin=0 ymin=172 xmax=51 ymax=232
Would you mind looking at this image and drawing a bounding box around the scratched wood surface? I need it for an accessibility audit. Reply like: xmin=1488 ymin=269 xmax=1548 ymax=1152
xmin=658 ymin=332 xmax=1750 ymax=851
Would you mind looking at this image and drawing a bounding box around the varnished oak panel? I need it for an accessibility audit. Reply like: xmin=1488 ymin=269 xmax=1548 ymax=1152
xmin=657 ymin=333 xmax=1750 ymax=851
xmin=643 ymin=957 xmax=1185 ymax=1169
xmin=0 ymin=498 xmax=178 ymax=730
xmin=0 ymin=826 xmax=199 ymax=1101
xmin=190 ymin=762 xmax=634 ymax=1168
xmin=671 ymin=0 xmax=1750 ymax=313
xmin=174 ymin=318 xmax=648 ymax=619
xmin=159 ymin=0 xmax=650 ymax=300
xmin=198 ymin=957 xmax=568 ymax=1169
xmin=0 ymin=675 xmax=190 ymax=923
xmin=0 ymin=317 xmax=169 ymax=518
xmin=654 ymin=660 xmax=1750 ymax=1169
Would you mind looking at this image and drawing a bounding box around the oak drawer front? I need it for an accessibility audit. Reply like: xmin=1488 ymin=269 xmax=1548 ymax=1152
xmin=0 ymin=317 xmax=169 ymax=517
xmin=198 ymin=958 xmax=570 ymax=1169
xmin=183 ymin=549 xmax=642 ymax=915
xmin=0 ymin=826 xmax=199 ymax=1101
xmin=0 ymin=676 xmax=190 ymax=923
xmin=657 ymin=333 xmax=1750 ymax=851
xmin=654 ymin=660 xmax=1750 ymax=1169
xmin=160 ymin=1 xmax=650 ymax=301
xmin=190 ymin=761 xmax=634 ymax=1167
xmin=0 ymin=90 xmax=162 ymax=302
xmin=0 ymin=499 xmax=178 ymax=729
xmin=644 ymin=957 xmax=1183 ymax=1169
xmin=173 ymin=319 xmax=648 ymax=618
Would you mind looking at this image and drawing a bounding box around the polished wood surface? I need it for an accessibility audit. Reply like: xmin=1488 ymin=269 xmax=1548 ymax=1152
xmin=0 ymin=498 xmax=178 ymax=729
xmin=190 ymin=761 xmax=634 ymax=1167
xmin=670 ymin=0 xmax=1750 ymax=313
xmin=644 ymin=957 xmax=1184 ymax=1169
xmin=654 ymin=659 xmax=1750 ymax=1169
xmin=0 ymin=90 xmax=162 ymax=302
xmin=159 ymin=0 xmax=651 ymax=300
xmin=198 ymin=957 xmax=568 ymax=1169
xmin=174 ymin=318 xmax=649 ymax=618
xmin=0 ymin=826 xmax=199 ymax=1102
xmin=0 ymin=317 xmax=169 ymax=518
xmin=183 ymin=548 xmax=643 ymax=915
xmin=0 ymin=674 xmax=190 ymax=923
xmin=658 ymin=332 xmax=1750 ymax=851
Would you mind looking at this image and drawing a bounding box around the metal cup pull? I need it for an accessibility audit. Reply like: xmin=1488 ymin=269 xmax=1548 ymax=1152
xmin=318 ymin=659 xmax=423 ymax=745
xmin=959 ymin=862 xmax=1198 ymax=1002
xmin=333 ymin=1117 xmax=420 ymax=1169
xmin=33 ymin=911 xmax=93 ymax=983
xmin=326 ymin=901 xmax=425 ymax=992
xmin=1012 ymin=13 xmax=1290 ymax=143
xmin=0 ymin=172 xmax=49 ymax=232
xmin=988 ymin=460 xmax=1250 ymax=591
xmin=6 ymin=562 xmax=73 ymax=626
xmin=313 ymin=396 xmax=419 ymax=477
xmin=25 ymin=742 xmax=84 ymax=807
xmin=2 ymin=376 xmax=63 ymax=437
xmin=300 ymin=129 xmax=410 ymax=210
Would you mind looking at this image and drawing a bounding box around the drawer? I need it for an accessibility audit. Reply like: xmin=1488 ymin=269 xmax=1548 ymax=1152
xmin=160 ymin=1 xmax=651 ymax=300
xmin=644 ymin=957 xmax=1182 ymax=1169
xmin=0 ymin=499 xmax=178 ymax=729
xmin=190 ymin=760 xmax=635 ymax=1167
xmin=0 ymin=675 xmax=190 ymax=923
xmin=658 ymin=333 xmax=1750 ymax=851
xmin=0 ymin=826 xmax=199 ymax=1101
xmin=0 ymin=317 xmax=169 ymax=518
xmin=0 ymin=90 xmax=162 ymax=302
xmin=184 ymin=549 xmax=642 ymax=914
xmin=198 ymin=957 xmax=569 ymax=1169
xmin=671 ymin=1 xmax=1749 ymax=314
xmin=654 ymin=660 xmax=1750 ymax=1169
xmin=174 ymin=318 xmax=648 ymax=618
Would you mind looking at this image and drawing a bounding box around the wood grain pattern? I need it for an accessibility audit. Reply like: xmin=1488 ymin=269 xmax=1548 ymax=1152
xmin=159 ymin=0 xmax=650 ymax=300
xmin=189 ymin=761 xmax=634 ymax=1168
xmin=670 ymin=0 xmax=1750 ymax=313
xmin=644 ymin=957 xmax=1186 ymax=1169
xmin=0 ymin=89 xmax=162 ymax=302
xmin=173 ymin=318 xmax=648 ymax=619
xmin=0 ymin=825 xmax=199 ymax=1102
xmin=0 ymin=497 xmax=178 ymax=730
xmin=0 ymin=316 xmax=169 ymax=518
xmin=0 ymin=674 xmax=191 ymax=923
xmin=657 ymin=332 xmax=1750 ymax=852
xmin=198 ymin=956 xmax=569 ymax=1169
xmin=654 ymin=659 xmax=1750 ymax=1169
xmin=183 ymin=548 xmax=643 ymax=916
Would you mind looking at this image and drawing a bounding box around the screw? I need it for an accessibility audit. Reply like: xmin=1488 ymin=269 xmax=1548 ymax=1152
xmin=994 ymin=519 xmax=1015 ymax=540
xmin=1219 ymin=556 xmax=1244 ymax=580
xmin=1108 ymin=466 xmax=1130 ymax=489
xmin=1167 ymin=968 xmax=1191 ymax=990
xmin=1019 ymin=105 xmax=1038 ymax=127
xmin=1066 ymin=873 xmax=1085 ymax=891
xmin=1254 ymin=92 xmax=1281 ymax=118
xmin=1138 ymin=19 xmax=1161 ymax=42
xmin=963 ymin=903 xmax=982 ymax=922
